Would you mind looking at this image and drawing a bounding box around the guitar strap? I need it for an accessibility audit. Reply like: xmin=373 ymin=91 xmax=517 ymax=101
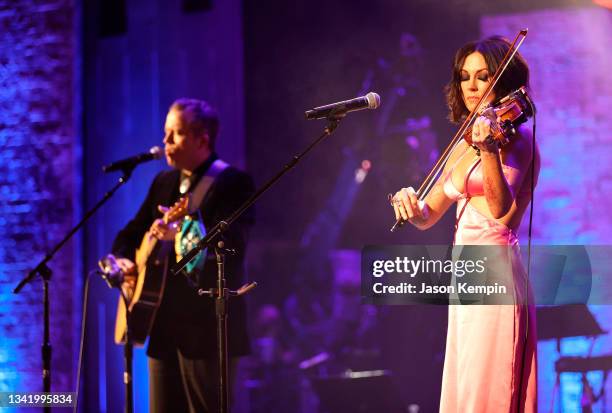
xmin=175 ymin=159 xmax=229 ymax=277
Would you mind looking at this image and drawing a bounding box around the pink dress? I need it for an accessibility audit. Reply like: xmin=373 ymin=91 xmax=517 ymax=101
xmin=438 ymin=155 xmax=538 ymax=413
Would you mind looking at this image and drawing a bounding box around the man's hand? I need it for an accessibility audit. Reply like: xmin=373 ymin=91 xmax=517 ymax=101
xmin=116 ymin=258 xmax=137 ymax=299
xmin=149 ymin=205 xmax=180 ymax=241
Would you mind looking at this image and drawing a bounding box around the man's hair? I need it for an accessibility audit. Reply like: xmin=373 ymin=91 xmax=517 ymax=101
xmin=169 ymin=98 xmax=219 ymax=151
xmin=445 ymin=36 xmax=530 ymax=123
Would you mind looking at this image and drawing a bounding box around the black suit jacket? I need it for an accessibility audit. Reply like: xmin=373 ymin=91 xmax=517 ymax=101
xmin=112 ymin=155 xmax=254 ymax=358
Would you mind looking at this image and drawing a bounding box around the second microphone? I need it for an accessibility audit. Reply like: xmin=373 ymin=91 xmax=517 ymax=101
xmin=305 ymin=92 xmax=381 ymax=120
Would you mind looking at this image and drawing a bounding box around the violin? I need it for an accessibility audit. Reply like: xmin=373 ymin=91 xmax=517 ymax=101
xmin=390 ymin=29 xmax=531 ymax=232
xmin=464 ymin=86 xmax=534 ymax=152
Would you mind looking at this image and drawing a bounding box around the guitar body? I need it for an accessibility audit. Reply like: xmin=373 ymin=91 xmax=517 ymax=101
xmin=114 ymin=233 xmax=173 ymax=345
xmin=114 ymin=196 xmax=189 ymax=346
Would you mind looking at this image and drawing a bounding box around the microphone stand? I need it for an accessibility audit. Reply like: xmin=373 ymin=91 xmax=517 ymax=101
xmin=13 ymin=165 xmax=137 ymax=412
xmin=171 ymin=115 xmax=346 ymax=413
xmin=197 ymin=241 xmax=257 ymax=413
xmin=94 ymin=264 xmax=135 ymax=413
xmin=121 ymin=291 xmax=134 ymax=413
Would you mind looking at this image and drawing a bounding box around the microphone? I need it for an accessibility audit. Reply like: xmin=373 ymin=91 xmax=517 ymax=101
xmin=305 ymin=92 xmax=381 ymax=120
xmin=98 ymin=254 xmax=124 ymax=288
xmin=102 ymin=146 xmax=163 ymax=173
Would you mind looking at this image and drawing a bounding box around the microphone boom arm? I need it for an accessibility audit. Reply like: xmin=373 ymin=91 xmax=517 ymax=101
xmin=172 ymin=116 xmax=347 ymax=274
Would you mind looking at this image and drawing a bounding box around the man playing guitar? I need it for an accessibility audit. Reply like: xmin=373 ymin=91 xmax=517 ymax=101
xmin=111 ymin=98 xmax=255 ymax=413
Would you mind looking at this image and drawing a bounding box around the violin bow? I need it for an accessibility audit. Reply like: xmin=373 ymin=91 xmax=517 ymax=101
xmin=391 ymin=28 xmax=528 ymax=232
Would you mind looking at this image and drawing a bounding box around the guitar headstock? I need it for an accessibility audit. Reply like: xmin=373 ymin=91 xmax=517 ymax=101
xmin=163 ymin=196 xmax=190 ymax=224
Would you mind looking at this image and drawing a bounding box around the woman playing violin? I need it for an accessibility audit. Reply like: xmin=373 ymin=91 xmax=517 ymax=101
xmin=391 ymin=36 xmax=539 ymax=412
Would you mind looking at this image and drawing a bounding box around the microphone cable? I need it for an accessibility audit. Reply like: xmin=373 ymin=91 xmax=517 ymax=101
xmin=516 ymin=97 xmax=537 ymax=413
xmin=73 ymin=269 xmax=96 ymax=413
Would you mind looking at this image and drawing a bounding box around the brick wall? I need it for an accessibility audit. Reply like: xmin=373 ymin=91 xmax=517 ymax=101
xmin=0 ymin=0 xmax=78 ymax=394
xmin=483 ymin=8 xmax=612 ymax=412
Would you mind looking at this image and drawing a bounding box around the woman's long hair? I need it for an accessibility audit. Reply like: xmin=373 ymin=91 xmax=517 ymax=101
xmin=445 ymin=36 xmax=530 ymax=123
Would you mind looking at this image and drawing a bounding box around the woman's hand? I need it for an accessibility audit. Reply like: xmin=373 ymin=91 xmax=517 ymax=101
xmin=391 ymin=187 xmax=429 ymax=228
xmin=471 ymin=115 xmax=499 ymax=154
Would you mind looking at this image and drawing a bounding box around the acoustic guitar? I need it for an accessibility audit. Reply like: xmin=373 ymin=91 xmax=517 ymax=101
xmin=114 ymin=196 xmax=189 ymax=345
